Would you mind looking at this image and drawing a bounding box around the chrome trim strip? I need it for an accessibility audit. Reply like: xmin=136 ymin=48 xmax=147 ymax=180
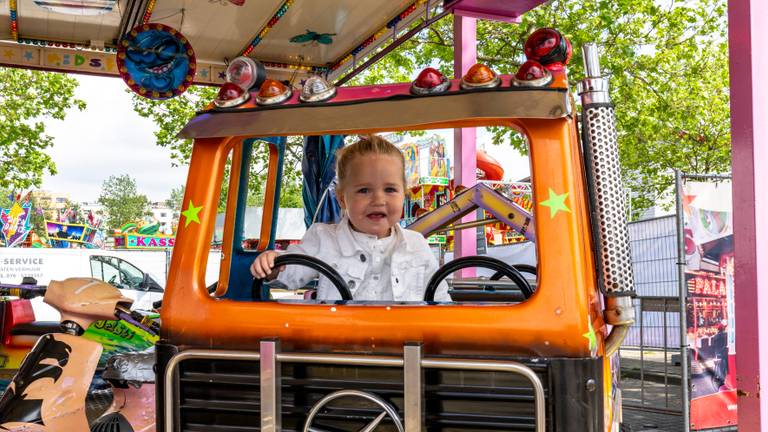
xmin=164 ymin=348 xmax=547 ymax=432
xmin=180 ymin=89 xmax=569 ymax=139
xmin=277 ymin=352 xmax=405 ymax=367
xmin=403 ymin=343 xmax=423 ymax=431
xmin=260 ymin=340 xmax=281 ymax=432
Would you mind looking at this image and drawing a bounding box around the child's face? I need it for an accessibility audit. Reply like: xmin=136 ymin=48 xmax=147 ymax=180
xmin=337 ymin=153 xmax=405 ymax=238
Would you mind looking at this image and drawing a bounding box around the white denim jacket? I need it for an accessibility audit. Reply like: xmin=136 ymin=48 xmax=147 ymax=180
xmin=276 ymin=217 xmax=450 ymax=302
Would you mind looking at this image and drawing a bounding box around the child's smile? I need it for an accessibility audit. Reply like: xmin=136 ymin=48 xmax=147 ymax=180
xmin=337 ymin=153 xmax=405 ymax=239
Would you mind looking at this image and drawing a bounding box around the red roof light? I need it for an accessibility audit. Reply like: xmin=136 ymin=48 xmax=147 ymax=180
xmin=524 ymin=28 xmax=572 ymax=68
xmin=214 ymin=82 xmax=250 ymax=108
xmin=511 ymin=60 xmax=552 ymax=87
xmin=411 ymin=67 xmax=450 ymax=95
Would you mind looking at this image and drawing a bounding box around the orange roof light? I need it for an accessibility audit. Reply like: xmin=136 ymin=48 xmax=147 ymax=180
xmin=256 ymin=79 xmax=293 ymax=105
xmin=214 ymin=82 xmax=250 ymax=108
xmin=410 ymin=67 xmax=450 ymax=95
xmin=511 ymin=60 xmax=552 ymax=87
xmin=460 ymin=63 xmax=501 ymax=89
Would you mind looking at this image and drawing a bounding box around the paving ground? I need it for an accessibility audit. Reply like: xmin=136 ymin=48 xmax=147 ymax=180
xmin=618 ymin=349 xmax=738 ymax=432
xmin=620 ymin=349 xmax=684 ymax=431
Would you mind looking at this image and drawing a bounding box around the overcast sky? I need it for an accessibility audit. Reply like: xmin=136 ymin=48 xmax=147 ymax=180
xmin=40 ymin=74 xmax=529 ymax=204
xmin=41 ymin=74 xmax=189 ymax=203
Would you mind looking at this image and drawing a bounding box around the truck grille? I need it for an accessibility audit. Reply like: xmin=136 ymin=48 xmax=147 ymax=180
xmin=174 ymin=356 xmax=548 ymax=431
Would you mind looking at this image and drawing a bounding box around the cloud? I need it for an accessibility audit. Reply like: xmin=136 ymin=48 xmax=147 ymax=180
xmin=42 ymin=74 xmax=188 ymax=202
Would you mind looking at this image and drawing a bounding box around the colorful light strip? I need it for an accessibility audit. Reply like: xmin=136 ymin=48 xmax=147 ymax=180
xmin=142 ymin=0 xmax=157 ymax=24
xmin=240 ymin=0 xmax=294 ymax=57
xmin=329 ymin=0 xmax=427 ymax=72
xmin=9 ymin=0 xmax=18 ymax=41
xmin=262 ymin=60 xmax=325 ymax=74
xmin=17 ymin=38 xmax=119 ymax=53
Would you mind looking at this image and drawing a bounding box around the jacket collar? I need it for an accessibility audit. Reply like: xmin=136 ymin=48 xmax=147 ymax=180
xmin=336 ymin=215 xmax=418 ymax=256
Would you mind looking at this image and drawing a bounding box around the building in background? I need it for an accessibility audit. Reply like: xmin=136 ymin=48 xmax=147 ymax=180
xmin=149 ymin=202 xmax=177 ymax=234
xmin=31 ymin=190 xmax=70 ymax=219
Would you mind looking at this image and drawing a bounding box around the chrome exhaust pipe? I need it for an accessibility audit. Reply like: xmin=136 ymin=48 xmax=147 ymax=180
xmin=578 ymin=43 xmax=635 ymax=349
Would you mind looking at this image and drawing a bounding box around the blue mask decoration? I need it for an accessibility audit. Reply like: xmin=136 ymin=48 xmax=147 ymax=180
xmin=117 ymin=24 xmax=196 ymax=100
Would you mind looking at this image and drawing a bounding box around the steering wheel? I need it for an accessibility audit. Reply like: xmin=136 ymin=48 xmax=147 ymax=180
xmin=252 ymin=253 xmax=352 ymax=301
xmin=423 ymin=256 xmax=534 ymax=302
xmin=491 ymin=264 xmax=537 ymax=281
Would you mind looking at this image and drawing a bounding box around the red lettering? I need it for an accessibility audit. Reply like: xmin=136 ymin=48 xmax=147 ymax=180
xmin=158 ymin=238 xmax=166 ymax=247
xmin=149 ymin=238 xmax=158 ymax=247
xmin=168 ymin=238 xmax=175 ymax=247
xmin=135 ymin=237 xmax=146 ymax=247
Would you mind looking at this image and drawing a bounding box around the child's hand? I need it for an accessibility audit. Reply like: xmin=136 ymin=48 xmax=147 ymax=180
xmin=250 ymin=250 xmax=284 ymax=279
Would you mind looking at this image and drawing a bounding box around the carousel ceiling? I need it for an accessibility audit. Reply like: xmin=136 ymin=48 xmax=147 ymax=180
xmin=0 ymin=0 xmax=546 ymax=85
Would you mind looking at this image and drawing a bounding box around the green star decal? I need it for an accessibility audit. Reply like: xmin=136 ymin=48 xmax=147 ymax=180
xmin=539 ymin=188 xmax=571 ymax=219
xmin=181 ymin=201 xmax=203 ymax=227
xmin=583 ymin=319 xmax=597 ymax=352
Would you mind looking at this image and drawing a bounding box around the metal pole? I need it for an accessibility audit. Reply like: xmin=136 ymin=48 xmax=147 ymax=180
xmin=640 ymin=298 xmax=645 ymax=405
xmin=675 ymin=169 xmax=691 ymax=430
xmin=663 ymin=297 xmax=669 ymax=408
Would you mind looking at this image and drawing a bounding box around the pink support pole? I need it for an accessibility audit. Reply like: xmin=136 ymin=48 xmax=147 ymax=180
xmin=729 ymin=0 xmax=768 ymax=428
xmin=453 ymin=15 xmax=478 ymax=271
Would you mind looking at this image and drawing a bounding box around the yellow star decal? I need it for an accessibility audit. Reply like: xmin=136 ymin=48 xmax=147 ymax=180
xmin=8 ymin=203 xmax=24 ymax=219
xmin=583 ymin=319 xmax=597 ymax=353
xmin=181 ymin=201 xmax=202 ymax=227
xmin=3 ymin=49 xmax=14 ymax=60
xmin=539 ymin=188 xmax=571 ymax=219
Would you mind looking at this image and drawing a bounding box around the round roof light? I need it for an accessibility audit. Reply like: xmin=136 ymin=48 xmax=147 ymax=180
xmin=524 ymin=28 xmax=572 ymax=68
xmin=510 ymin=60 xmax=552 ymax=87
xmin=410 ymin=67 xmax=450 ymax=95
xmin=460 ymin=63 xmax=500 ymax=89
xmin=214 ymin=82 xmax=250 ymax=108
xmin=256 ymin=79 xmax=293 ymax=105
xmin=226 ymin=56 xmax=267 ymax=91
xmin=299 ymin=75 xmax=337 ymax=103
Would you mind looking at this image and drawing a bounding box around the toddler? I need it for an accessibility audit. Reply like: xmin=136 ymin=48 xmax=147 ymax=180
xmin=250 ymin=135 xmax=449 ymax=301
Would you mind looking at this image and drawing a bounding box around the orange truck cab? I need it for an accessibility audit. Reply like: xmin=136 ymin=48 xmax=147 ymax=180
xmin=156 ymin=33 xmax=636 ymax=432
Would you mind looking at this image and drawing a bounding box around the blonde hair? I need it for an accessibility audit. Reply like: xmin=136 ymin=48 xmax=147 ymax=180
xmin=336 ymin=135 xmax=406 ymax=188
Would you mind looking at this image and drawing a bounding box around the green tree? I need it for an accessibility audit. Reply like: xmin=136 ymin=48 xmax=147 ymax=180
xmin=0 ymin=68 xmax=86 ymax=189
xmin=349 ymin=0 xmax=729 ymax=216
xmin=165 ymin=185 xmax=186 ymax=213
xmin=98 ymin=174 xmax=150 ymax=230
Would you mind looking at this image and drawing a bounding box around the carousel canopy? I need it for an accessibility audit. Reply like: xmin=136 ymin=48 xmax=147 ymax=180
xmin=0 ymin=0 xmax=546 ymax=85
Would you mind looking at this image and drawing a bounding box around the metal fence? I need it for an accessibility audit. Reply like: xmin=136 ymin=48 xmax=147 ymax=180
xmin=625 ymin=215 xmax=680 ymax=348
xmin=620 ymin=214 xmax=684 ymax=419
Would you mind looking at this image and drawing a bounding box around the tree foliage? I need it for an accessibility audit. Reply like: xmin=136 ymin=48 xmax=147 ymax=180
xmin=350 ymin=0 xmax=729 ymax=216
xmin=98 ymin=174 xmax=150 ymax=230
xmin=165 ymin=185 xmax=185 ymax=213
xmin=0 ymin=68 xmax=86 ymax=190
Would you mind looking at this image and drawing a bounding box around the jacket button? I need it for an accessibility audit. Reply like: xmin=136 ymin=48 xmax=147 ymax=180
xmin=359 ymin=254 xmax=366 ymax=262
xmin=348 ymin=280 xmax=356 ymax=288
